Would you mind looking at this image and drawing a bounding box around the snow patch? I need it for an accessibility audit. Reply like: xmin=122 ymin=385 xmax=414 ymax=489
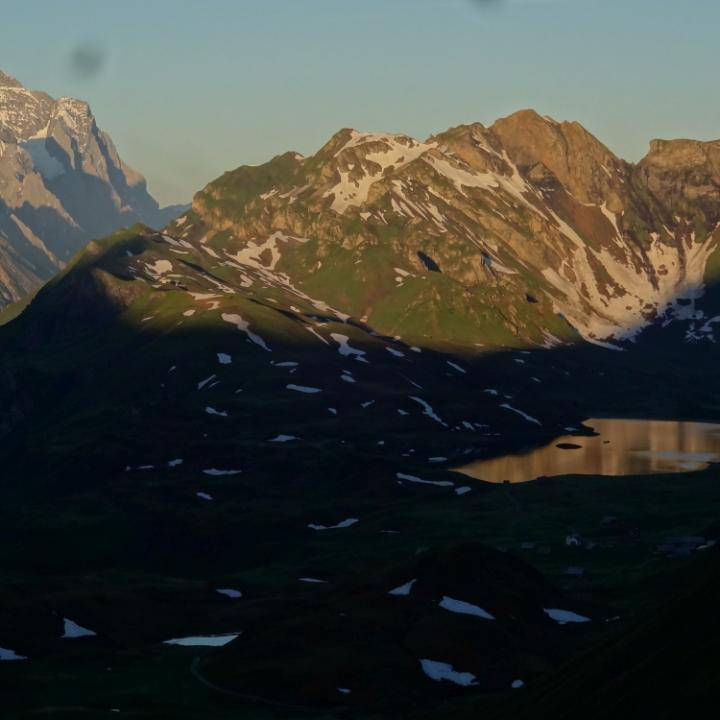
xmin=439 ymin=596 xmax=495 ymax=620
xmin=500 ymin=404 xmax=541 ymax=426
xmin=197 ymin=374 xmax=217 ymax=390
xmin=216 ymin=589 xmax=242 ymax=599
xmin=409 ymin=396 xmax=447 ymax=426
xmin=308 ymin=518 xmax=359 ymax=531
xmin=287 ymin=384 xmax=322 ymax=394
xmin=221 ymin=313 xmax=271 ymax=352
xmin=230 ymin=231 xmax=309 ymax=271
xmin=164 ymin=633 xmax=240 ymax=647
xmin=0 ymin=647 xmax=26 ymax=661
xmin=446 ymin=361 xmax=466 ymax=374
xmin=205 ymin=406 xmax=228 ymax=417
xmin=330 ymin=333 xmax=367 ymax=360
xmin=420 ymin=659 xmax=477 ymax=686
xmin=396 ymin=472 xmax=454 ymax=488
xmin=388 ymin=579 xmax=417 ymax=596
xmin=62 ymin=618 xmax=96 ymax=639
xmin=544 ymin=608 xmax=591 ymax=624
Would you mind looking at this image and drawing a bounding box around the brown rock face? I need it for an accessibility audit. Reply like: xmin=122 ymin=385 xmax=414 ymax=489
xmin=636 ymin=139 xmax=720 ymax=223
xmin=0 ymin=71 xmax=22 ymax=88
xmin=489 ymin=109 xmax=628 ymax=206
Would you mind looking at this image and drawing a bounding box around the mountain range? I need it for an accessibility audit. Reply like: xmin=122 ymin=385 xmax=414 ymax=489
xmin=171 ymin=108 xmax=720 ymax=351
xmin=0 ymin=69 xmax=185 ymax=304
xmin=1 ymin=99 xmax=720 ymax=717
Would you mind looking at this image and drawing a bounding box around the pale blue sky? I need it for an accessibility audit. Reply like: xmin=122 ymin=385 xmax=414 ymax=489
xmin=1 ymin=0 xmax=718 ymax=205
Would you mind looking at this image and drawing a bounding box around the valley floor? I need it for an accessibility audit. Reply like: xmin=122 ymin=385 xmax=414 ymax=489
xmin=1 ymin=450 xmax=719 ymax=719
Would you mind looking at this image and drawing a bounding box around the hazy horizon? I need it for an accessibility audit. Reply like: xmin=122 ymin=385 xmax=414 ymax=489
xmin=2 ymin=0 xmax=719 ymax=205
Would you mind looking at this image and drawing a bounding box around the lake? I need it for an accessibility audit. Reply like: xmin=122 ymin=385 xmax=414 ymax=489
xmin=458 ymin=418 xmax=720 ymax=483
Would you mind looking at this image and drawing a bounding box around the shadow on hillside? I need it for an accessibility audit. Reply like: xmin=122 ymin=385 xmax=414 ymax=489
xmin=1 ymin=229 xmax=719 ymax=498
xmin=0 ymin=199 xmax=80 ymax=275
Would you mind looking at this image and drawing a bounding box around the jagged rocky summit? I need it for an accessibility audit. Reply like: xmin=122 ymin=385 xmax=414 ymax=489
xmin=0 ymin=69 xmax=185 ymax=304
xmin=169 ymin=108 xmax=720 ymax=350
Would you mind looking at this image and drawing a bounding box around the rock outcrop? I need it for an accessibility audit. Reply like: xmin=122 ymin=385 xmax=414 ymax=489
xmin=0 ymin=69 xmax=186 ymax=304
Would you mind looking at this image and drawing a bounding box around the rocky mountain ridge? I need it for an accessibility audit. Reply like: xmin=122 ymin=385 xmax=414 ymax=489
xmin=0 ymin=69 xmax=185 ymax=304
xmin=177 ymin=109 xmax=720 ymax=349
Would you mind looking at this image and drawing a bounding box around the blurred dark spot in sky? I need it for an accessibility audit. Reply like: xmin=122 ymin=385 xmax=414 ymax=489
xmin=467 ymin=0 xmax=505 ymax=11
xmin=68 ymin=44 xmax=106 ymax=80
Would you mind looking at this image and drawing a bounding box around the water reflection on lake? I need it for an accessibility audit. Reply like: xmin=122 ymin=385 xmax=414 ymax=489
xmin=458 ymin=418 xmax=720 ymax=483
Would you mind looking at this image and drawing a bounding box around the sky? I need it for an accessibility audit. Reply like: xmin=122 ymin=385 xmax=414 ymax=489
xmin=1 ymin=0 xmax=719 ymax=206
